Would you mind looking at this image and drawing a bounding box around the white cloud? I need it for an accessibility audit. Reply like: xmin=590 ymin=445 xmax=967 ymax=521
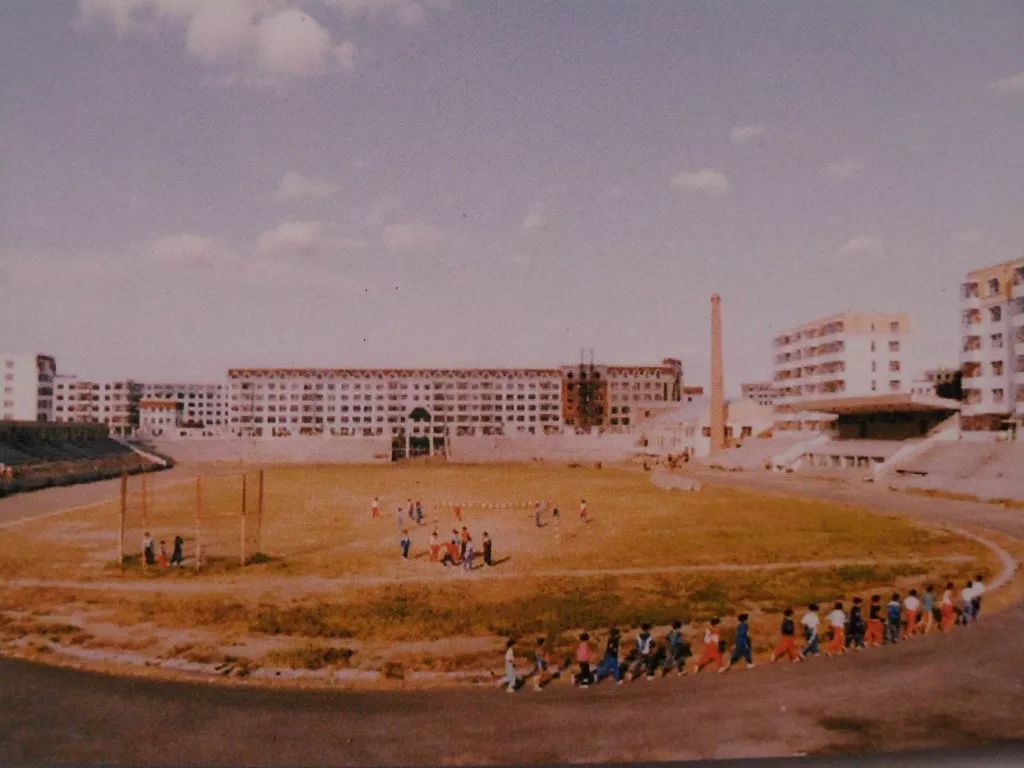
xmin=364 ymin=194 xmax=402 ymax=226
xmin=150 ymin=233 xmax=236 ymax=269
xmin=256 ymin=220 xmax=367 ymax=258
xmin=382 ymin=220 xmax=446 ymax=252
xmin=730 ymin=123 xmax=765 ymax=145
xmin=520 ymin=204 xmax=547 ymax=234
xmin=277 ymin=170 xmax=341 ymax=199
xmin=835 ymin=235 xmax=884 ymax=262
xmin=986 ymin=71 xmax=1024 ymax=95
xmin=184 ymin=1 xmax=254 ymax=63
xmin=255 ymin=9 xmax=338 ymax=77
xmin=821 ymin=158 xmax=863 ymax=181
xmin=670 ymin=169 xmax=730 ymax=196
xmin=78 ymin=0 xmax=357 ymax=83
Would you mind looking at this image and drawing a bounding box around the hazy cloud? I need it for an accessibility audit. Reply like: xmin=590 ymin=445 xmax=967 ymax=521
xmin=986 ymin=71 xmax=1024 ymax=95
xmin=277 ymin=171 xmax=341 ymax=199
xmin=256 ymin=219 xmax=367 ymax=258
xmin=835 ymin=235 xmax=884 ymax=262
xmin=956 ymin=230 xmax=982 ymax=243
xmin=150 ymin=233 xmax=237 ymax=269
xmin=671 ymin=168 xmax=730 ymax=196
xmin=730 ymin=123 xmax=765 ymax=145
xmin=821 ymin=158 xmax=863 ymax=181
xmin=382 ymin=220 xmax=446 ymax=252
xmin=520 ymin=204 xmax=547 ymax=234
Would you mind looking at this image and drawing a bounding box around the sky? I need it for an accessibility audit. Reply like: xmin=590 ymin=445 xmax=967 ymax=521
xmin=1 ymin=1 xmax=1023 ymax=393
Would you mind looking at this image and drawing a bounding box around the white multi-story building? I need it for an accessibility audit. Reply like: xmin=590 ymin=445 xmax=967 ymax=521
xmin=772 ymin=312 xmax=910 ymax=409
xmin=227 ymin=359 xmax=682 ymax=445
xmin=1 ymin=353 xmax=56 ymax=422
xmin=141 ymin=382 xmax=227 ymax=430
xmin=52 ymin=376 xmax=142 ymax=437
xmin=740 ymin=380 xmax=777 ymax=407
xmin=137 ymin=399 xmax=182 ymax=437
xmin=960 ymin=257 xmax=1024 ymax=431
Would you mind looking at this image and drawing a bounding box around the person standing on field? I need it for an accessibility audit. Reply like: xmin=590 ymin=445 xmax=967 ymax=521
xmin=462 ymin=540 xmax=475 ymax=572
xmin=429 ymin=530 xmax=440 ymax=562
xmin=902 ymin=590 xmax=921 ymax=639
xmin=724 ymin=613 xmax=754 ymax=671
xmin=920 ymin=585 xmax=936 ymax=634
xmin=971 ymin=575 xmax=985 ymax=620
xmin=142 ymin=532 xmax=155 ymax=566
xmin=400 ymin=530 xmax=411 ymax=560
xmin=575 ymin=633 xmax=594 ymax=687
xmin=694 ymin=618 xmax=725 ymax=673
xmin=482 ymin=532 xmax=493 ymax=567
xmin=504 ymin=640 xmax=518 ymax=693
xmin=532 ymin=638 xmax=550 ymax=691
xmin=371 ymin=496 xmax=380 ymax=518
xmin=579 ymin=499 xmax=589 ymax=523
xmin=170 ymin=535 xmax=184 ymax=567
xmin=940 ymin=582 xmax=956 ymax=630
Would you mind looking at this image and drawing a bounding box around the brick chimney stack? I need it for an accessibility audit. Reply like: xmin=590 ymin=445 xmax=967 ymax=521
xmin=710 ymin=293 xmax=726 ymax=454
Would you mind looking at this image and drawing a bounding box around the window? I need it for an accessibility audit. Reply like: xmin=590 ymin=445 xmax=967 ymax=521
xmin=869 ymin=341 xmax=876 ymax=352
xmin=889 ymin=321 xmax=900 ymax=333
xmin=992 ymin=334 xmax=1004 ymax=349
xmin=992 ymin=361 xmax=1004 ymax=376
xmin=990 ymin=306 xmax=1002 ymax=322
xmin=889 ymin=361 xmax=900 ymax=372
xmin=889 ymin=340 xmax=900 ymax=352
xmin=993 ymin=388 xmax=1005 ymax=403
xmin=988 ymin=277 xmax=1000 ymax=296
xmin=889 ymin=380 xmax=901 ymax=391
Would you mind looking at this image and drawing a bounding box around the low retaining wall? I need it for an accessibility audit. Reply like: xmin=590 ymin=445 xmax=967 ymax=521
xmin=147 ymin=437 xmax=392 ymax=464
xmin=447 ymin=433 xmax=638 ymax=463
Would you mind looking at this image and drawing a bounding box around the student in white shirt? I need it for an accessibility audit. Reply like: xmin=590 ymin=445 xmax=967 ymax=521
xmin=959 ymin=580 xmax=975 ymax=625
xmin=902 ymin=589 xmax=921 ymax=639
xmin=800 ymin=603 xmax=821 ymax=657
xmin=826 ymin=602 xmax=847 ymax=656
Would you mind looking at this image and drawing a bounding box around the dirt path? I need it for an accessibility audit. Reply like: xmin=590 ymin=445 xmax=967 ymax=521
xmin=0 ymin=553 xmax=980 ymax=595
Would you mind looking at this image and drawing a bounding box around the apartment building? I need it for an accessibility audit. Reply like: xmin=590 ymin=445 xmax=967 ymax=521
xmin=561 ymin=358 xmax=682 ymax=430
xmin=1 ymin=353 xmax=56 ymax=422
xmin=228 ymin=359 xmax=681 ymax=442
xmin=52 ymin=376 xmax=143 ymax=437
xmin=910 ymin=367 xmax=959 ymax=398
xmin=141 ymin=382 xmax=227 ymax=430
xmin=772 ymin=312 xmax=910 ymax=409
xmin=960 ymin=258 xmax=1024 ymax=431
xmin=740 ymin=380 xmax=777 ymax=407
xmin=138 ymin=399 xmax=182 ymax=437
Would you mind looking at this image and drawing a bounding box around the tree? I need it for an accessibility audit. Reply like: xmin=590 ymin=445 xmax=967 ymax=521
xmin=936 ymin=371 xmax=963 ymax=401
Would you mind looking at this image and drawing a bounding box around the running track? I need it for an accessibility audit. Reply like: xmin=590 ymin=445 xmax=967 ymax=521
xmin=1 ymin=470 xmax=1022 ymax=765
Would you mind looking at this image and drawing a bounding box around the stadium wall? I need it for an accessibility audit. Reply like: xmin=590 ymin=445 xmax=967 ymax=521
xmin=446 ymin=433 xmax=639 ymax=463
xmin=147 ymin=437 xmax=392 ymax=464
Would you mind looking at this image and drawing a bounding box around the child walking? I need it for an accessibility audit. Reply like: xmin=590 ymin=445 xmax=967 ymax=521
xmin=865 ymin=595 xmax=884 ymax=647
xmin=800 ymin=603 xmax=821 ymax=658
xmin=920 ymin=585 xmax=936 ymax=634
xmin=772 ymin=608 xmax=801 ymax=663
xmin=825 ymin=602 xmax=846 ymax=656
xmin=594 ymin=628 xmax=624 ymax=685
xmin=663 ymin=620 xmax=691 ymax=675
xmin=724 ymin=613 xmax=754 ymax=671
xmin=846 ymin=596 xmax=865 ymax=650
xmin=694 ymin=618 xmax=725 ymax=673
xmin=400 ymin=529 xmax=411 ymax=560
xmin=575 ymin=633 xmax=594 ymax=687
xmin=885 ymin=593 xmax=902 ymax=644
xmin=902 ymin=589 xmax=921 ymax=639
xmin=940 ymin=582 xmax=956 ymax=631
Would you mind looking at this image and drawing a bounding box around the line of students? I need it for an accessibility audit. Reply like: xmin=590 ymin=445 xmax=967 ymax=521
xmin=502 ymin=576 xmax=987 ymax=692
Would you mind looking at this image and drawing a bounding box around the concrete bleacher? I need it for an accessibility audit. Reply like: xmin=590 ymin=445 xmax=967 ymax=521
xmin=887 ymin=441 xmax=1024 ymax=501
xmin=0 ymin=421 xmax=164 ymax=497
xmin=701 ymin=436 xmax=805 ymax=471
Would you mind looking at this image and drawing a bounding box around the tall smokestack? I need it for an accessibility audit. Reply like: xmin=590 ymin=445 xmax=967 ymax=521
xmin=710 ymin=293 xmax=726 ymax=454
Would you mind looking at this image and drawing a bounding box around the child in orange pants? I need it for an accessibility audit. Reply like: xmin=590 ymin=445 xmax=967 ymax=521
xmin=694 ymin=618 xmax=724 ymax=673
xmin=902 ymin=590 xmax=920 ymax=639
xmin=826 ymin=602 xmax=846 ymax=656
xmin=771 ymin=608 xmax=801 ymax=663
xmin=940 ymin=582 xmax=956 ymax=630
xmin=865 ymin=595 xmax=884 ymax=647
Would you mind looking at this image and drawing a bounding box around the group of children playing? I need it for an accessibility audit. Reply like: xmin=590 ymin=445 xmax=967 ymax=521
xmin=503 ymin=576 xmax=988 ymax=692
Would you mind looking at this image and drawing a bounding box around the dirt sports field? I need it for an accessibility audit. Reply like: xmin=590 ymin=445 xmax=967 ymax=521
xmin=0 ymin=463 xmax=1018 ymax=692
